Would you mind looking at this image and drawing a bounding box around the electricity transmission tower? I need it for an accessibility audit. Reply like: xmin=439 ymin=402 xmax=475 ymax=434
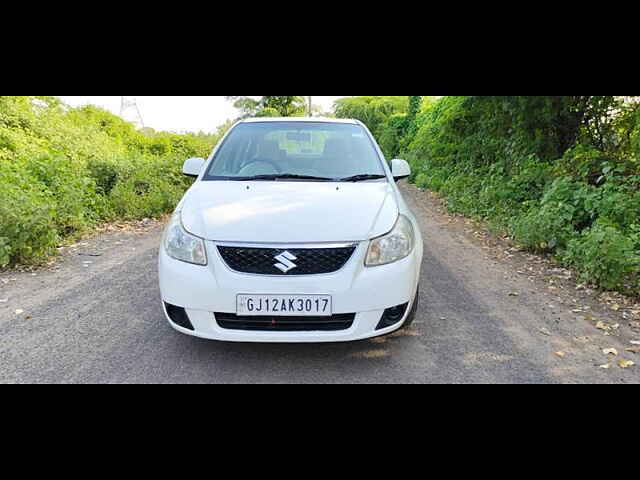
xmin=119 ymin=96 xmax=144 ymax=128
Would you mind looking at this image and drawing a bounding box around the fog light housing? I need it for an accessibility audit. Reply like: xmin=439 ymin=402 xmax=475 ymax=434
xmin=164 ymin=302 xmax=194 ymax=331
xmin=376 ymin=303 xmax=409 ymax=330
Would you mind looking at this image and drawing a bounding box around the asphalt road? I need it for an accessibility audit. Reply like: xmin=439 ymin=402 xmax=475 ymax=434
xmin=1 ymin=184 xmax=639 ymax=383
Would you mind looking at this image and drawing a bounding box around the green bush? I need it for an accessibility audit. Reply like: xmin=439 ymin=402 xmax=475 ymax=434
xmin=334 ymin=96 xmax=408 ymax=138
xmin=397 ymin=96 xmax=640 ymax=294
xmin=108 ymin=156 xmax=190 ymax=220
xmin=378 ymin=113 xmax=408 ymax=159
xmin=512 ymin=203 xmax=578 ymax=252
xmin=563 ymin=221 xmax=639 ymax=290
xmin=631 ymin=224 xmax=640 ymax=250
xmin=553 ymin=144 xmax=610 ymax=183
xmin=0 ymin=170 xmax=59 ymax=263
xmin=631 ymin=108 xmax=640 ymax=168
xmin=594 ymin=182 xmax=640 ymax=230
xmin=86 ymin=158 xmax=122 ymax=195
xmin=0 ymin=96 xmax=215 ymax=267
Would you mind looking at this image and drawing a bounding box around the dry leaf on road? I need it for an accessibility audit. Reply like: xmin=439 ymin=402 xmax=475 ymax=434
xmin=15 ymin=309 xmax=24 ymax=315
xmin=539 ymin=328 xmax=552 ymax=336
xmin=602 ymin=348 xmax=618 ymax=356
xmin=599 ymin=364 xmax=611 ymax=369
xmin=618 ymin=360 xmax=635 ymax=369
xmin=555 ymin=351 xmax=566 ymax=358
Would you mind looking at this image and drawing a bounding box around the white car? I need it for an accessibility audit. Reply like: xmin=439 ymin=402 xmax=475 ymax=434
xmin=159 ymin=117 xmax=423 ymax=342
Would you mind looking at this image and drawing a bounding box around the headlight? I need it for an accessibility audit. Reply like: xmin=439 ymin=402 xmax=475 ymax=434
xmin=163 ymin=212 xmax=207 ymax=265
xmin=365 ymin=215 xmax=415 ymax=266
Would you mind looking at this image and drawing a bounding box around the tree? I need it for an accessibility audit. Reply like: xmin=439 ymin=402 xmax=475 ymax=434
xmin=333 ymin=96 xmax=408 ymax=136
xmin=225 ymin=96 xmax=306 ymax=118
xmin=261 ymin=96 xmax=306 ymax=117
xmin=225 ymin=96 xmax=261 ymax=118
xmin=396 ymin=96 xmax=424 ymax=151
xmin=464 ymin=96 xmax=631 ymax=161
xmin=407 ymin=96 xmax=422 ymax=122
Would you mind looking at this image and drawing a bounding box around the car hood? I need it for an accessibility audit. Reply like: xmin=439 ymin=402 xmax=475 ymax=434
xmin=180 ymin=181 xmax=399 ymax=243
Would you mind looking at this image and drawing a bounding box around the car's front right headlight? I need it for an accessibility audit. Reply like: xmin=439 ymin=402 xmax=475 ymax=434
xmin=365 ymin=215 xmax=415 ymax=266
xmin=163 ymin=212 xmax=207 ymax=266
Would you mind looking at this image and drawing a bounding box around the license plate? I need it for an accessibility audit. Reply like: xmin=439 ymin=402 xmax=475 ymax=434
xmin=236 ymin=294 xmax=332 ymax=317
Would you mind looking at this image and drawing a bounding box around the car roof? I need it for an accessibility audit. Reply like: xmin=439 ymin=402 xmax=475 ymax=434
xmin=240 ymin=117 xmax=358 ymax=125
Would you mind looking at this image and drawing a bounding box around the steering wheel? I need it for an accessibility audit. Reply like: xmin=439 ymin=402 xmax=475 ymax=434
xmin=238 ymin=157 xmax=283 ymax=176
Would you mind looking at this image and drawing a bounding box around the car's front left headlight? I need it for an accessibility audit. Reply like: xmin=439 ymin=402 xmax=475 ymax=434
xmin=365 ymin=215 xmax=415 ymax=266
xmin=163 ymin=212 xmax=207 ymax=266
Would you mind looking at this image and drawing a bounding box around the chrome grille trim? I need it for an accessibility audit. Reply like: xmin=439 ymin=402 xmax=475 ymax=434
xmin=214 ymin=241 xmax=359 ymax=249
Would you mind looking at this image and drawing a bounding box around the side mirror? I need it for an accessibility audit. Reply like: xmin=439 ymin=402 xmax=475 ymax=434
xmin=183 ymin=157 xmax=206 ymax=178
xmin=391 ymin=159 xmax=411 ymax=182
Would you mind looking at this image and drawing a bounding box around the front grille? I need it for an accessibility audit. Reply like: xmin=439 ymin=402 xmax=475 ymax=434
xmin=217 ymin=245 xmax=357 ymax=275
xmin=215 ymin=312 xmax=355 ymax=332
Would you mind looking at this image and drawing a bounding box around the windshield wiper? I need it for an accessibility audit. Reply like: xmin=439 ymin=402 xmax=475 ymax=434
xmin=232 ymin=173 xmax=336 ymax=182
xmin=338 ymin=174 xmax=387 ymax=182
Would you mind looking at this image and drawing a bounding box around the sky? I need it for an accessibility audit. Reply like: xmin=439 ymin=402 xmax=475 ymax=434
xmin=59 ymin=96 xmax=349 ymax=134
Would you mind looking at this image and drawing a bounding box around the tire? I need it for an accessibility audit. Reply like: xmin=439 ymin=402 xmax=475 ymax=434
xmin=401 ymin=285 xmax=420 ymax=329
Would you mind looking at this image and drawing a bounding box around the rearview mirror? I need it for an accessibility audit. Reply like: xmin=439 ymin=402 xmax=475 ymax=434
xmin=286 ymin=132 xmax=312 ymax=142
xmin=183 ymin=157 xmax=206 ymax=178
xmin=391 ymin=159 xmax=411 ymax=181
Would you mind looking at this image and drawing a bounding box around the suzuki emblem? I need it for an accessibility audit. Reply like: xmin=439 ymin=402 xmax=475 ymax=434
xmin=274 ymin=251 xmax=298 ymax=273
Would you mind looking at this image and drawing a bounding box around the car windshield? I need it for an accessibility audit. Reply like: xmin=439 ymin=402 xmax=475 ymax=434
xmin=203 ymin=121 xmax=386 ymax=181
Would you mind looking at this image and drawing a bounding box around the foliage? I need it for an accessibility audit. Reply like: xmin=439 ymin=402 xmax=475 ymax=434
xmin=407 ymin=96 xmax=422 ymax=120
xmin=261 ymin=96 xmax=306 ymax=117
xmin=226 ymin=96 xmax=306 ymax=118
xmin=0 ymin=96 xmax=217 ymax=266
xmin=333 ymin=96 xmax=408 ymax=140
xmin=225 ymin=96 xmax=261 ymax=118
xmin=403 ymin=96 xmax=422 ymax=143
xmin=632 ymin=105 xmax=640 ymax=160
xmin=373 ymin=95 xmax=640 ymax=295
xmin=376 ymin=96 xmax=427 ymax=159
xmin=378 ymin=113 xmax=409 ymax=159
xmin=188 ymin=120 xmax=235 ymax=147
xmin=563 ymin=221 xmax=639 ymax=290
xmin=511 ymin=178 xmax=598 ymax=252
xmin=255 ymin=107 xmax=281 ymax=118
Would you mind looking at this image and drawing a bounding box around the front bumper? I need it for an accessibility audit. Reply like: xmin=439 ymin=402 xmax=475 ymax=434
xmin=158 ymin=240 xmax=422 ymax=343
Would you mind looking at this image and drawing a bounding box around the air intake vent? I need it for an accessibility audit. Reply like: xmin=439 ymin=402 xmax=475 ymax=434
xmin=376 ymin=303 xmax=409 ymax=330
xmin=215 ymin=312 xmax=355 ymax=332
xmin=164 ymin=303 xmax=194 ymax=331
